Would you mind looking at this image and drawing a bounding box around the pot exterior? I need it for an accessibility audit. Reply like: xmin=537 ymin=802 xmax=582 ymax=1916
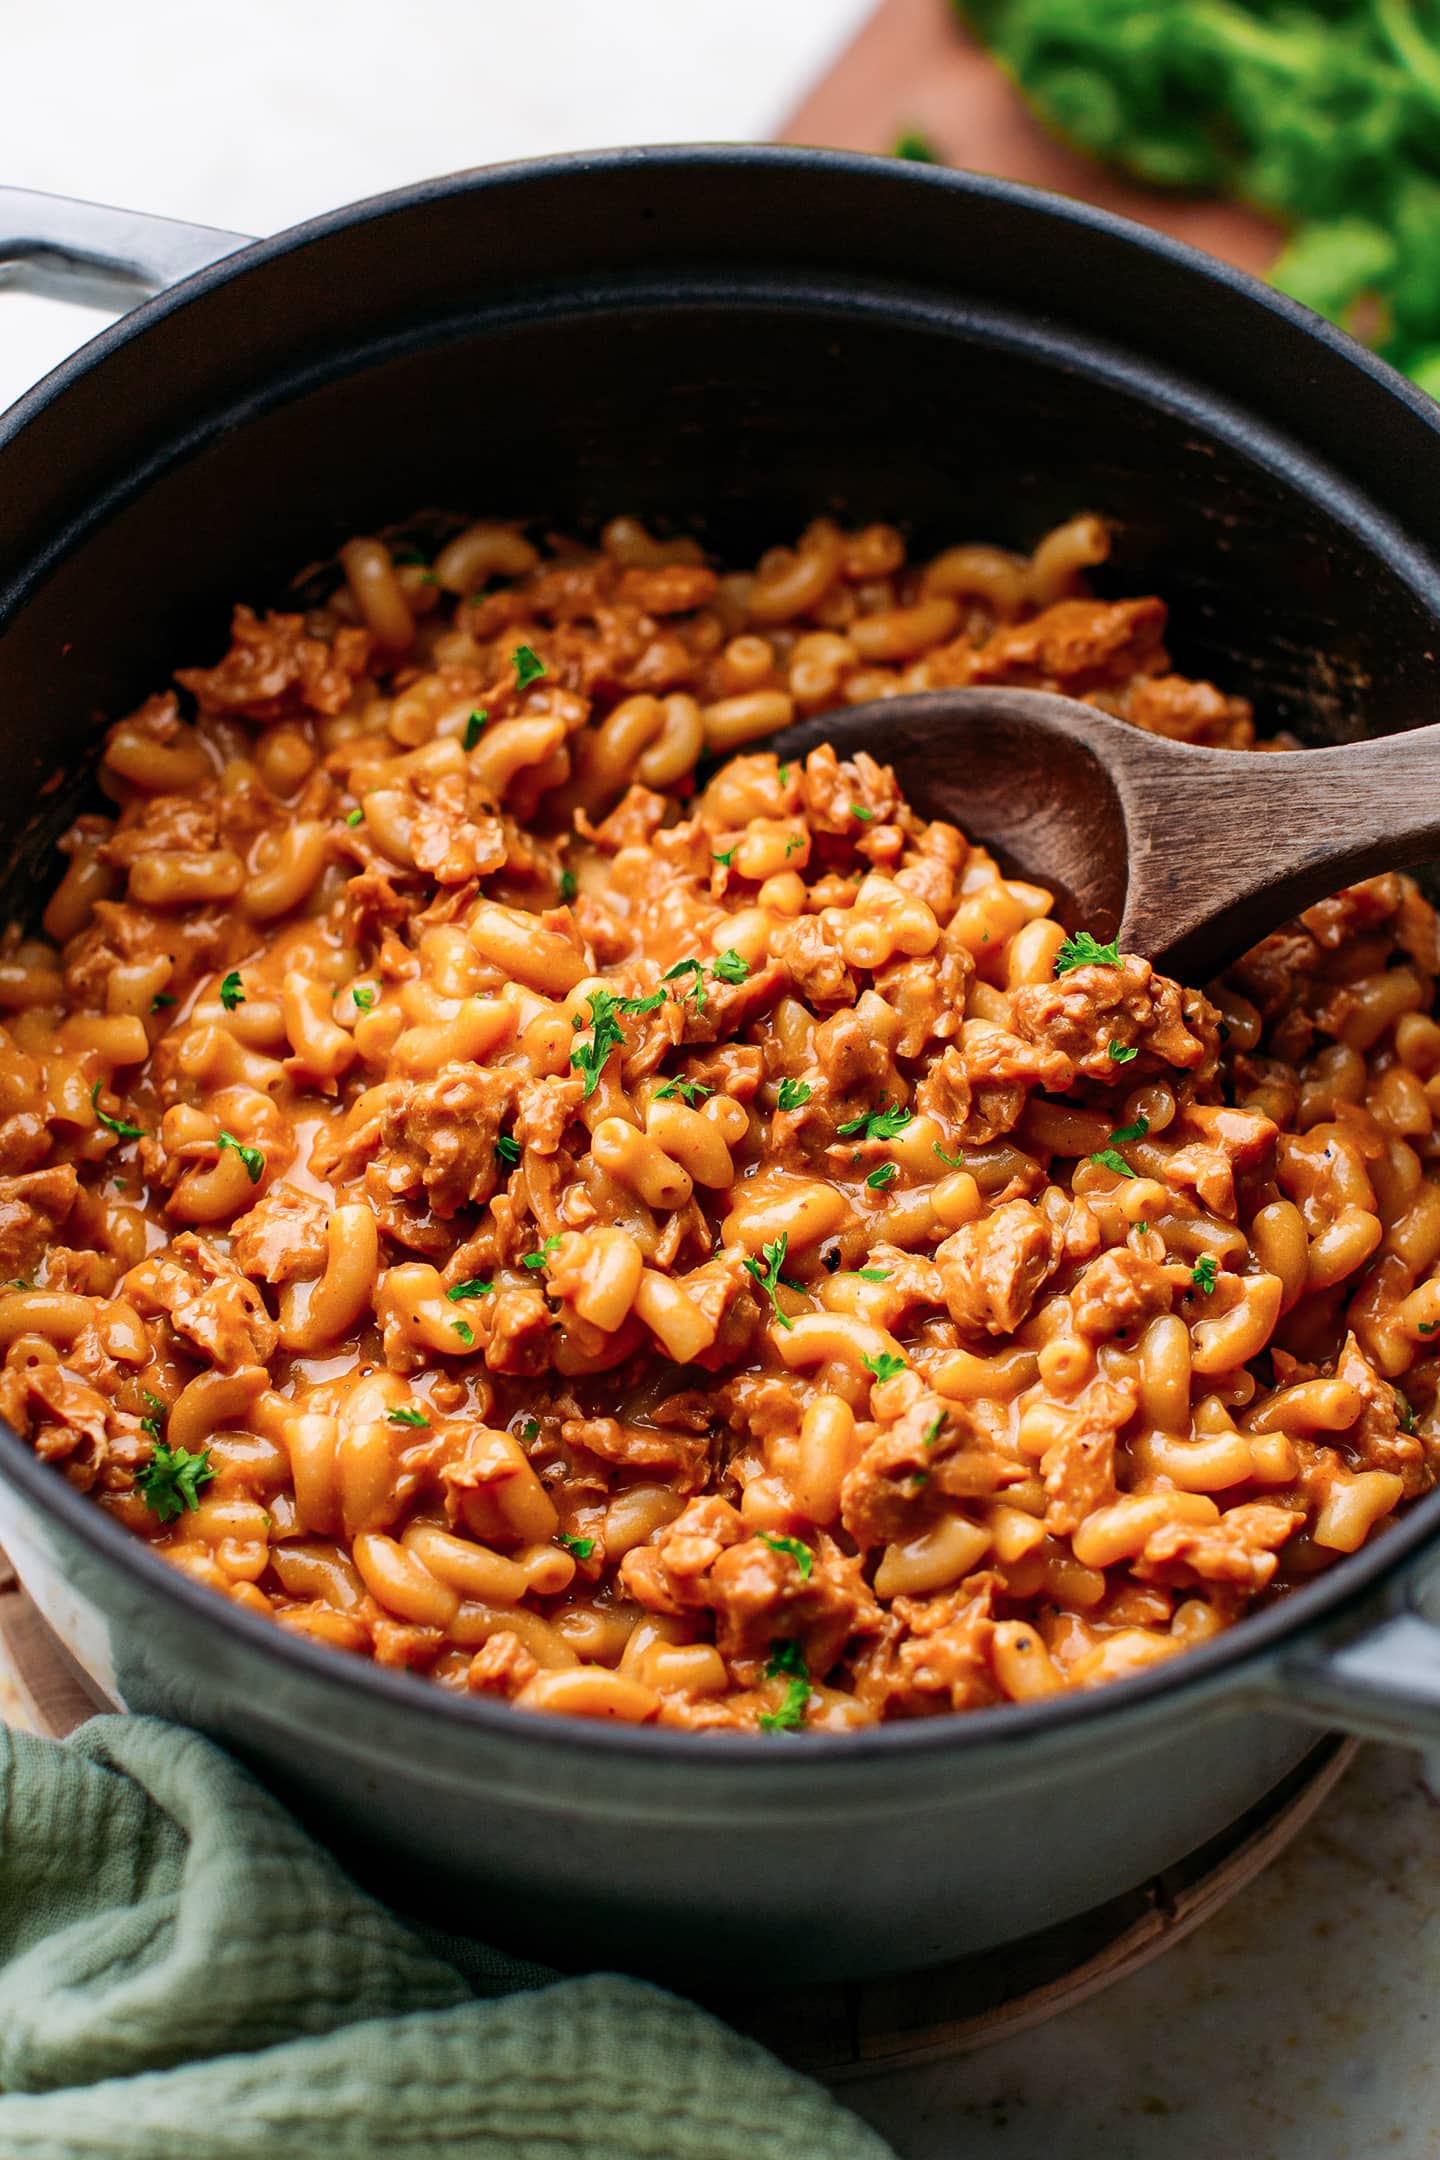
xmin=0 ymin=1471 xmax=1315 ymax=1982
xmin=2 ymin=150 xmax=1439 ymax=1981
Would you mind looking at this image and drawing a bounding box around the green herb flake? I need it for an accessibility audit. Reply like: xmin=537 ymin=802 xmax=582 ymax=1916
xmin=711 ymin=948 xmax=750 ymax=986
xmin=1191 ymin=1255 xmax=1219 ymax=1296
xmin=758 ymin=1533 xmax=814 ymax=1580
xmin=90 ymin=1081 xmax=145 ymax=1141
xmin=778 ymin=763 xmax=791 ymax=785
xmin=758 ymin=1637 xmax=811 ymax=1733
xmin=1136 ymin=1220 xmax=1151 ymax=1236
xmin=712 ymin=846 xmax=738 ymax=867
xmin=933 ymin=1143 xmax=964 ymax=1169
xmin=219 ymin=971 xmax=245 ymax=1011
xmin=908 ymin=1469 xmax=929 ymax=1488
xmin=777 ymin=1078 xmax=812 ymax=1113
xmin=346 ymin=808 xmax=364 ymax=827
xmin=1055 ymin=931 xmax=1121 ymax=975
xmin=217 ymin=1130 xmax=264 ymax=1184
xmin=558 ymin=1532 xmax=595 ymax=1559
xmin=894 ymin=129 xmax=939 ymax=163
xmin=1109 ymin=1116 xmax=1150 ymax=1145
xmin=523 ymin=1234 xmax=562 ymax=1271
xmin=744 ymin=1233 xmax=798 ymax=1331
xmin=851 ymin=804 xmax=877 ymax=822
xmin=854 ymin=1267 xmax=891 ymax=1283
xmin=1396 ymin=1389 xmax=1419 ymax=1435
xmin=1107 ymin=1040 xmax=1139 ymax=1064
xmin=522 ymin=1419 xmax=540 ymax=1442
xmin=862 ymin=1350 xmax=907 ymax=1385
xmin=495 ymin=1133 xmax=521 ymax=1166
xmin=1089 ymin=1148 xmax=1136 ymax=1179
xmin=838 ymin=1099 xmax=912 ymax=1143
xmin=661 ymin=957 xmax=707 ymax=1014
xmin=925 ymin=1412 xmax=945 ymax=1447
xmin=569 ymin=989 xmax=629 ymax=1100
xmin=1421 ymin=1321 xmax=1438 ymax=1336
xmin=654 ymin=1077 xmax=713 ymax=1106
xmin=151 ymin=992 xmax=178 ymax=1012
xmin=512 ymin=643 xmax=546 ymax=692
xmin=559 ymin=868 xmax=578 ymax=902
xmin=866 ymin=1162 xmax=899 ymax=1190
xmin=463 ymin=707 xmax=489 ymax=750
xmin=352 ymin=984 xmax=375 ymax=1012
xmin=387 ymin=1407 xmax=430 ymax=1428
xmin=136 ymin=1439 xmax=214 ymax=1524
xmin=784 ymin=836 xmax=801 ymax=858
xmin=452 ymin=1318 xmax=475 ymax=1348
xmin=446 ymin=1279 xmax=494 ymax=1301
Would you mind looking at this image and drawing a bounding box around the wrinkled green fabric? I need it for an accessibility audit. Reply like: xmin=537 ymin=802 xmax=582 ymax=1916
xmin=0 ymin=1715 xmax=894 ymax=2159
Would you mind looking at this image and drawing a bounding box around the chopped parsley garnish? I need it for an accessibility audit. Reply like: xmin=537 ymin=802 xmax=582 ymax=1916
xmin=138 ymin=1389 xmax=168 ymax=1441
xmin=446 ymin=1279 xmax=494 ymax=1300
xmin=1136 ymin=1220 xmax=1150 ymax=1236
xmin=463 ymin=708 xmax=488 ymax=750
xmin=1055 ymin=931 xmax=1121 ymax=974
xmin=495 ymin=1133 xmax=521 ymax=1166
xmin=346 ymin=808 xmax=364 ymax=827
xmin=1396 ymin=1389 xmax=1418 ymax=1434
xmin=1090 ymin=1149 xmax=1136 ymax=1179
xmin=758 ymin=1533 xmax=814 ymax=1580
xmin=1107 ymin=1040 xmax=1138 ymax=1064
xmin=8 ymin=1277 xmax=33 ymax=1292
xmin=219 ymin=971 xmax=245 ymax=1011
xmin=778 ymin=763 xmax=791 ymax=785
xmin=866 ymin=1163 xmax=899 ymax=1190
xmin=777 ymin=1078 xmax=812 ymax=1113
xmin=90 ymin=1081 xmax=144 ymax=1141
xmin=136 ymin=1439 xmax=214 ymax=1523
xmin=512 ymin=643 xmax=546 ymax=691
xmin=710 ymin=948 xmax=750 ymax=986
xmin=618 ymin=989 xmax=667 ymax=1016
xmin=850 ymin=804 xmax=877 ymax=822
xmin=933 ymin=1143 xmax=964 ymax=1169
xmin=838 ymin=1099 xmax=912 ymax=1142
xmin=151 ymin=992 xmax=177 ymax=1012
xmin=862 ymin=1350 xmax=907 ymax=1385
xmin=1109 ymin=1116 xmax=1150 ymax=1145
xmin=559 ymin=868 xmax=578 ymax=902
xmin=522 ymin=1419 xmax=540 ymax=1442
xmin=387 ymin=1407 xmax=430 ymax=1428
xmin=352 ymin=984 xmax=375 ymax=1012
xmin=661 ymin=957 xmax=707 ymax=1013
xmin=712 ymin=846 xmax=737 ymax=867
xmin=744 ymin=1233 xmax=799 ymax=1330
xmin=924 ymin=1412 xmax=945 ymax=1447
xmin=1421 ymin=1321 xmax=1438 ymax=1336
xmin=894 ymin=129 xmax=940 ymax=162
xmin=452 ymin=1318 xmax=475 ymax=1348
xmin=784 ymin=836 xmax=801 ymax=858
xmin=1191 ymin=1255 xmax=1219 ymax=1296
xmin=523 ymin=1234 xmax=562 ymax=1271
xmin=654 ymin=1077 xmax=712 ymax=1106
xmin=854 ymin=1267 xmax=891 ymax=1282
xmin=558 ymin=1532 xmax=595 ymax=1559
xmin=569 ymin=989 xmax=628 ymax=1099
xmin=218 ymin=1130 xmax=264 ymax=1184
xmin=908 ymin=1469 xmax=929 ymax=1488
xmin=758 ymin=1637 xmax=810 ymax=1733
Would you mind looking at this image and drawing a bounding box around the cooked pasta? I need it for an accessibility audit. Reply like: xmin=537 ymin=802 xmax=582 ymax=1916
xmin=3 ymin=508 xmax=1437 ymax=1733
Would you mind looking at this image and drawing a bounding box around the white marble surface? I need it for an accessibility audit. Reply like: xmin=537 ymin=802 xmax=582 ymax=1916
xmin=4 ymin=7 xmax=1440 ymax=2156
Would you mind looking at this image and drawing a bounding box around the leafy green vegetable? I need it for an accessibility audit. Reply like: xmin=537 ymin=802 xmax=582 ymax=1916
xmin=758 ymin=1637 xmax=811 ymax=1732
xmin=1055 ymin=930 xmax=1121 ymax=974
xmin=1107 ymin=1040 xmax=1138 ymax=1063
xmin=711 ymin=948 xmax=750 ymax=985
xmin=851 ymin=804 xmax=877 ymax=821
xmin=523 ymin=1234 xmax=562 ymax=1270
xmin=777 ymin=1078 xmax=812 ymax=1112
xmin=495 ymin=1133 xmax=521 ymax=1166
xmin=866 ymin=1163 xmax=899 ymax=1189
xmin=925 ymin=1411 xmax=946 ymax=1446
xmin=91 ymin=1081 xmax=144 ymax=1141
xmin=569 ymin=989 xmax=629 ymax=1100
xmin=447 ymin=1279 xmax=494 ymax=1300
xmin=151 ymin=992 xmax=177 ymax=1012
xmin=661 ymin=957 xmax=707 ymax=1013
xmin=654 ymin=1076 xmax=713 ymax=1105
xmin=1090 ymin=1148 xmax=1136 ymax=1178
xmin=712 ymin=846 xmax=738 ymax=867
xmin=464 ymin=708 xmax=488 ymax=750
xmin=1109 ymin=1116 xmax=1150 ymax=1145
xmin=559 ymin=868 xmax=578 ymax=902
xmin=218 ymin=1130 xmax=264 ymax=1184
xmin=933 ymin=1142 xmax=965 ymax=1169
xmin=512 ymin=643 xmax=545 ymax=691
xmin=452 ymin=1318 xmax=475 ymax=1347
xmin=862 ymin=1350 xmax=907 ymax=1384
xmin=838 ymin=1099 xmax=913 ymax=1142
xmin=352 ymin=984 xmax=375 ymax=1012
xmin=854 ymin=1267 xmax=891 ymax=1282
xmin=137 ymin=1439 xmax=214 ymax=1523
xmin=744 ymin=1233 xmax=799 ymax=1329
xmin=346 ymin=808 xmax=363 ymax=827
xmin=1191 ymin=1255 xmax=1219 ymax=1295
xmin=894 ymin=129 xmax=941 ymax=162
xmin=758 ymin=1533 xmax=814 ymax=1580
xmin=219 ymin=971 xmax=245 ymax=1011
xmin=559 ymin=1532 xmax=595 ymax=1558
xmin=387 ymin=1407 xmax=430 ymax=1428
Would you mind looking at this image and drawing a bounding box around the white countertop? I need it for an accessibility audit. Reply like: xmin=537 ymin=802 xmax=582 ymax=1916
xmin=3 ymin=7 xmax=1438 ymax=2154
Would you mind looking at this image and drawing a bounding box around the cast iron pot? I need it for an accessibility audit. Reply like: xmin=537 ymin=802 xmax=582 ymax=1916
xmin=3 ymin=148 xmax=1440 ymax=1986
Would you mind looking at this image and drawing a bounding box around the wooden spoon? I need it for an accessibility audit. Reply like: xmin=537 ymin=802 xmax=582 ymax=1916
xmin=767 ymin=687 xmax=1440 ymax=981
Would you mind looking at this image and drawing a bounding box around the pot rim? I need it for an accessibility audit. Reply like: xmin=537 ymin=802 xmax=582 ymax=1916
xmin=3 ymin=141 xmax=1439 ymax=1766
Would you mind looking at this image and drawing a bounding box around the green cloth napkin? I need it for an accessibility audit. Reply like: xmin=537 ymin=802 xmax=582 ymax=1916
xmin=0 ymin=1714 xmax=895 ymax=2159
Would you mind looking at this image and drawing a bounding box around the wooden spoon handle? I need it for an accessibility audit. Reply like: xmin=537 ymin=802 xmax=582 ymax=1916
xmin=1118 ymin=719 xmax=1440 ymax=977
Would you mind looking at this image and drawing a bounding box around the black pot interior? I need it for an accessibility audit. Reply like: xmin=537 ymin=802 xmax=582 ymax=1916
xmin=3 ymin=153 xmax=1440 ymax=925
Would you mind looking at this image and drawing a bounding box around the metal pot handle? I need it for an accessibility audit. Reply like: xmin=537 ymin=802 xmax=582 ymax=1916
xmin=0 ymin=183 xmax=251 ymax=311
xmin=1278 ymin=1595 xmax=1440 ymax=1748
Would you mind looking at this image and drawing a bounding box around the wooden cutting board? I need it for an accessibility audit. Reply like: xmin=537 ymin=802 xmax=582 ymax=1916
xmin=778 ymin=0 xmax=1281 ymax=278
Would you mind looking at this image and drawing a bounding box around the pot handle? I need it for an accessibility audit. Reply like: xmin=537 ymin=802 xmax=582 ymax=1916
xmin=1273 ymin=1572 xmax=1440 ymax=1747
xmin=0 ymin=184 xmax=251 ymax=311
